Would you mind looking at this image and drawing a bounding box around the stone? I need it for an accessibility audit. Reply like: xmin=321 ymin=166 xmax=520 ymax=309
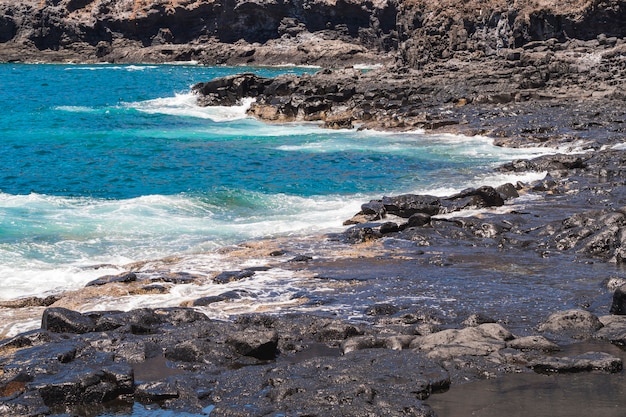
xmin=226 ymin=329 xmax=279 ymax=360
xmin=506 ymin=335 xmax=560 ymax=352
xmin=42 ymin=308 xmax=96 ymax=334
xmin=365 ymin=303 xmax=400 ymax=316
xmin=496 ymin=183 xmax=520 ymax=200
xmin=529 ymin=352 xmax=623 ymax=374
xmin=462 ymin=313 xmax=497 ymax=327
xmin=379 ymin=221 xmax=400 ymax=234
xmin=213 ymin=270 xmax=255 ymax=284
xmin=610 ymin=285 xmax=626 ymax=315
xmin=410 ymin=323 xmax=514 ymax=358
xmin=407 ymin=213 xmax=432 ymax=228
xmin=538 ymin=309 xmax=604 ymax=337
xmin=86 ymin=272 xmax=137 ymax=287
xmin=381 ymin=194 xmax=441 ymax=218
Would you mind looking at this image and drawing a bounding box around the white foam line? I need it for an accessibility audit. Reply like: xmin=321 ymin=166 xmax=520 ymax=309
xmin=129 ymin=94 xmax=255 ymax=122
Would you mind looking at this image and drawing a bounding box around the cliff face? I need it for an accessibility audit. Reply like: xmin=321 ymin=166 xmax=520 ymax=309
xmin=0 ymin=0 xmax=398 ymax=65
xmin=397 ymin=0 xmax=626 ymax=67
xmin=0 ymin=0 xmax=624 ymax=66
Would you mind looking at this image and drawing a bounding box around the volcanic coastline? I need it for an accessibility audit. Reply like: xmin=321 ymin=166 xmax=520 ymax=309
xmin=2 ymin=0 xmax=626 ymax=416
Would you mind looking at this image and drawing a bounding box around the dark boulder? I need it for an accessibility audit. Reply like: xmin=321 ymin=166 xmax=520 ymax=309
xmin=86 ymin=272 xmax=137 ymax=287
xmin=213 ymin=270 xmax=255 ymax=284
xmin=442 ymin=186 xmax=504 ymax=212
xmin=610 ymin=285 xmax=626 ymax=315
xmin=406 ymin=212 xmax=432 ymax=228
xmin=379 ymin=221 xmax=400 ymax=234
xmin=361 ymin=200 xmax=386 ymax=218
xmin=192 ymin=73 xmax=270 ymax=106
xmin=288 ymin=254 xmax=313 ymax=262
xmin=496 ymin=182 xmax=520 ymax=200
xmin=381 ymin=194 xmax=442 ymax=218
xmin=192 ymin=295 xmax=227 ymax=306
xmin=42 ymin=307 xmax=96 ymax=334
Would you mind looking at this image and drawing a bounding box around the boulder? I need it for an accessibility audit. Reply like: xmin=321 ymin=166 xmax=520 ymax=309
xmin=442 ymin=186 xmax=504 ymax=212
xmin=410 ymin=323 xmax=514 ymax=358
xmin=538 ymin=309 xmax=604 ymax=338
xmin=42 ymin=307 xmax=96 ymax=334
xmin=226 ymin=329 xmax=279 ymax=360
xmin=506 ymin=335 xmax=560 ymax=352
xmin=86 ymin=272 xmax=137 ymax=287
xmin=381 ymin=194 xmax=441 ymax=218
xmin=610 ymin=285 xmax=626 ymax=315
xmin=529 ymin=352 xmax=622 ymax=374
xmin=213 ymin=269 xmax=255 ymax=284
xmin=192 ymin=73 xmax=270 ymax=106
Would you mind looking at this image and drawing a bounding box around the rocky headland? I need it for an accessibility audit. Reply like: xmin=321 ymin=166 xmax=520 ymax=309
xmin=3 ymin=0 xmax=626 ymax=416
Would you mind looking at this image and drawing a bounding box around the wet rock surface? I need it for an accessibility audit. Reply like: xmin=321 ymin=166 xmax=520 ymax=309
xmin=2 ymin=305 xmax=625 ymax=416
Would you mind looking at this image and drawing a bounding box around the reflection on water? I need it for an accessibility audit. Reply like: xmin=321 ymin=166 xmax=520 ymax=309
xmin=426 ymin=342 xmax=626 ymax=417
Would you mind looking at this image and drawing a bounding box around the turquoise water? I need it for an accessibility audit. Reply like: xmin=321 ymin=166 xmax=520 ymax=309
xmin=0 ymin=63 xmax=550 ymax=301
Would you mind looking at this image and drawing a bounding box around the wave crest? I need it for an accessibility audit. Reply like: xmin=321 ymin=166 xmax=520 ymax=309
xmin=129 ymin=93 xmax=255 ymax=122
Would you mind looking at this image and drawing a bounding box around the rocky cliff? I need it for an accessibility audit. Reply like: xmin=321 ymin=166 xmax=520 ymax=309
xmin=0 ymin=0 xmax=398 ymax=65
xmin=396 ymin=0 xmax=626 ymax=67
xmin=0 ymin=0 xmax=624 ymax=67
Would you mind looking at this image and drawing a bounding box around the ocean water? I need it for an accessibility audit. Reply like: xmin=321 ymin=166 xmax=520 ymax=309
xmin=0 ymin=63 xmax=555 ymax=319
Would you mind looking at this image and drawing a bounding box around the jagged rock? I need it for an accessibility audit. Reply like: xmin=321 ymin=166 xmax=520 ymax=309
xmin=341 ymin=335 xmax=416 ymax=353
xmin=361 ymin=200 xmax=386 ymax=218
xmin=442 ymin=186 xmax=505 ymax=212
xmin=191 ymin=295 xmax=227 ymax=306
xmin=192 ymin=73 xmax=269 ymax=106
xmin=381 ymin=194 xmax=442 ymax=218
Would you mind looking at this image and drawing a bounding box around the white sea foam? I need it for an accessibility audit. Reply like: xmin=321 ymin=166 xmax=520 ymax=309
xmin=65 ymin=65 xmax=123 ymax=71
xmin=64 ymin=65 xmax=158 ymax=72
xmin=129 ymin=93 xmax=255 ymax=121
xmin=0 ymin=190 xmax=362 ymax=302
xmin=163 ymin=60 xmax=199 ymax=66
xmin=125 ymin=65 xmax=158 ymax=71
xmin=277 ymin=130 xmax=558 ymax=163
xmin=54 ymin=105 xmax=95 ymax=113
xmin=353 ymin=63 xmax=384 ymax=71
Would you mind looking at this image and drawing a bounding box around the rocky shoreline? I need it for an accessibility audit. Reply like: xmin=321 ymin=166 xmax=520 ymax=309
xmin=3 ymin=0 xmax=626 ymax=415
xmin=3 ymin=115 xmax=626 ymax=415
